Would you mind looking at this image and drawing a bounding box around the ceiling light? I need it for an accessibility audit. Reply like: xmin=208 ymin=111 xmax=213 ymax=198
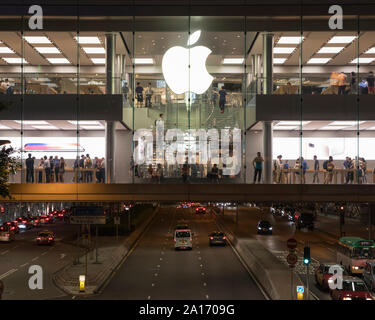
xmin=35 ymin=47 xmax=60 ymax=54
xmin=32 ymin=125 xmax=57 ymax=130
xmin=277 ymin=121 xmax=311 ymax=126
xmin=3 ymin=57 xmax=28 ymax=64
xmin=328 ymin=121 xmax=364 ymax=126
xmin=320 ymin=126 xmax=349 ymax=130
xmin=366 ymin=126 xmax=375 ymax=130
xmin=47 ymin=58 xmax=70 ymax=64
xmin=74 ymin=36 xmax=100 ymax=44
xmin=274 ymin=126 xmax=298 ymax=130
xmin=91 ymin=58 xmax=105 ymax=64
xmin=0 ymin=124 xmax=10 ymax=129
xmin=317 ymin=47 xmax=344 ymax=54
xmin=134 ymin=58 xmax=154 ymax=64
xmin=82 ymin=47 xmax=105 ymax=54
xmin=274 ymin=58 xmax=287 ymax=64
xmin=274 ymin=47 xmax=295 ymax=54
xmin=24 ymin=36 xmax=51 ymax=44
xmin=328 ymin=36 xmax=356 ymax=44
xmin=351 ymin=58 xmax=375 ymax=64
xmin=222 ymin=58 xmax=244 ymax=64
xmin=80 ymin=125 xmax=105 ymax=130
xmin=0 ymin=47 xmax=14 ymax=54
xmin=307 ymin=58 xmax=331 ymax=64
xmin=277 ymin=36 xmax=304 ymax=44
xmin=68 ymin=121 xmax=101 ymax=125
xmin=365 ymin=48 xmax=375 ymax=54
xmin=15 ymin=120 xmax=48 ymax=125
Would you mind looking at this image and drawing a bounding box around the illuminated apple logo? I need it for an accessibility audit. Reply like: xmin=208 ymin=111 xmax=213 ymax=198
xmin=162 ymin=30 xmax=213 ymax=95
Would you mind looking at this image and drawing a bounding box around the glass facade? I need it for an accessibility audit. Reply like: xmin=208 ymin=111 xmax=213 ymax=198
xmin=0 ymin=11 xmax=375 ymax=187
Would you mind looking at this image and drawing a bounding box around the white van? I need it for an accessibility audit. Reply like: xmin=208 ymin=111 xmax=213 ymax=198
xmin=174 ymin=229 xmax=192 ymax=250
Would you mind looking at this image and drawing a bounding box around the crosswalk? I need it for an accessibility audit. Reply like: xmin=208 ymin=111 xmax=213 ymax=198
xmin=273 ymin=250 xmax=320 ymax=275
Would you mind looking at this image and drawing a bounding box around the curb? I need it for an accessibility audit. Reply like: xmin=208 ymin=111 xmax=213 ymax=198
xmin=52 ymin=207 xmax=160 ymax=297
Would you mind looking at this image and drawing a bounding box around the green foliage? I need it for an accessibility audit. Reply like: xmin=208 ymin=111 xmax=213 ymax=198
xmin=0 ymin=146 xmax=20 ymax=199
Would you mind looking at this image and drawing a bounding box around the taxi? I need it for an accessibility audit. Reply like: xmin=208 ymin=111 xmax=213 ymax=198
xmin=330 ymin=276 xmax=373 ymax=300
xmin=315 ymin=263 xmax=345 ymax=290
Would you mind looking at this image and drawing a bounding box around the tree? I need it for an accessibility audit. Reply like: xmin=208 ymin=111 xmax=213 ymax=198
xmin=0 ymin=145 xmax=20 ymax=199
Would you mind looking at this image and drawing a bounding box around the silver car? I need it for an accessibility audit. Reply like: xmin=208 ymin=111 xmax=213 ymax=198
xmin=363 ymin=262 xmax=375 ymax=292
xmin=0 ymin=229 xmax=15 ymax=242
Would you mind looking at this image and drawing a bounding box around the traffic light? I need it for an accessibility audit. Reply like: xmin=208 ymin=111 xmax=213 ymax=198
xmin=303 ymin=246 xmax=310 ymax=265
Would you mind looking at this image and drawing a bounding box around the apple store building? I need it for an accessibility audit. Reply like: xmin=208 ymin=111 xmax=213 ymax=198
xmin=1 ymin=3 xmax=375 ymax=186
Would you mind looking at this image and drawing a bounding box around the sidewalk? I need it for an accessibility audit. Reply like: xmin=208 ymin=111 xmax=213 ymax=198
xmin=53 ymin=208 xmax=158 ymax=296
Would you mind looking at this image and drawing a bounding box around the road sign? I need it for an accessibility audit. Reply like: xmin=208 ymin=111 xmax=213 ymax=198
xmin=114 ymin=217 xmax=120 ymax=225
xmin=287 ymin=238 xmax=298 ymax=250
xmin=297 ymin=292 xmax=303 ymax=300
xmin=70 ymin=216 xmax=106 ymax=224
xmin=79 ymin=275 xmax=85 ymax=292
xmin=297 ymin=286 xmax=304 ymax=293
xmin=287 ymin=253 xmax=298 ymax=266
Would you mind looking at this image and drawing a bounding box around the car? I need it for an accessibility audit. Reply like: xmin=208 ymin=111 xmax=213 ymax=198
xmin=39 ymin=215 xmax=51 ymax=225
xmin=257 ymin=220 xmax=273 ymax=235
xmin=315 ymin=263 xmax=346 ymax=291
xmin=195 ymin=206 xmax=206 ymax=214
xmin=330 ymin=276 xmax=373 ymax=300
xmin=294 ymin=212 xmax=315 ymax=230
xmin=36 ymin=231 xmax=55 ymax=245
xmin=174 ymin=229 xmax=192 ymax=250
xmin=15 ymin=217 xmax=32 ymax=230
xmin=0 ymin=228 xmax=15 ymax=242
xmin=30 ymin=217 xmax=41 ymax=228
xmin=363 ymin=262 xmax=375 ymax=292
xmin=3 ymin=221 xmax=19 ymax=234
xmin=208 ymin=231 xmax=227 ymax=246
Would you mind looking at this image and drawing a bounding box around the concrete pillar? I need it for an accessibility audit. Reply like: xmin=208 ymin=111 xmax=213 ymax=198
xmin=263 ymin=121 xmax=273 ymax=184
xmin=262 ymin=33 xmax=274 ymax=94
xmin=105 ymin=33 xmax=116 ymax=183
xmin=262 ymin=34 xmax=274 ymax=184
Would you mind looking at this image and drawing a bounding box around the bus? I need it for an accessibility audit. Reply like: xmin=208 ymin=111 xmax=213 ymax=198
xmin=337 ymin=237 xmax=375 ymax=275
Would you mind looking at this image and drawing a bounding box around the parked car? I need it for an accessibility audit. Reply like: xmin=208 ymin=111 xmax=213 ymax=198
xmin=195 ymin=207 xmax=206 ymax=214
xmin=294 ymin=212 xmax=314 ymax=230
xmin=363 ymin=262 xmax=375 ymax=292
xmin=330 ymin=276 xmax=373 ymax=300
xmin=3 ymin=222 xmax=19 ymax=234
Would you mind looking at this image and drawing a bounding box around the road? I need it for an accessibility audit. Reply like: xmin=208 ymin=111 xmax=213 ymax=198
xmin=0 ymin=220 xmax=78 ymax=300
xmin=91 ymin=206 xmax=266 ymax=300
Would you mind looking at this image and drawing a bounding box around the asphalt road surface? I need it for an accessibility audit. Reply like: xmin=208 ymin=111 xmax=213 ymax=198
xmin=91 ymin=206 xmax=266 ymax=300
xmin=0 ymin=220 xmax=78 ymax=300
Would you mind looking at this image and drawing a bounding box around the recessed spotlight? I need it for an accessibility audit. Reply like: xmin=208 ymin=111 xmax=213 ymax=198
xmin=15 ymin=120 xmax=48 ymax=125
xmin=134 ymin=58 xmax=154 ymax=64
xmin=222 ymin=58 xmax=244 ymax=64
xmin=0 ymin=47 xmax=14 ymax=54
xmin=91 ymin=58 xmax=105 ymax=64
xmin=68 ymin=121 xmax=101 ymax=125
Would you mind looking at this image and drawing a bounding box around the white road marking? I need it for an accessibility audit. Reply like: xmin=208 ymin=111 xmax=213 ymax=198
xmin=41 ymin=251 xmax=48 ymax=256
xmin=157 ymin=265 xmax=160 ymax=268
xmin=0 ymin=268 xmax=18 ymax=280
xmin=154 ymin=273 xmax=158 ymax=277
xmin=160 ymin=258 xmax=163 ymax=261
xmin=201 ymin=272 xmax=205 ymax=276
xmin=198 ymin=257 xmax=202 ymax=260
xmin=147 ymin=296 xmax=151 ymax=300
xmin=12 ymin=245 xmax=19 ymax=249
xmin=327 ymin=247 xmax=335 ymax=253
xmin=203 ymin=282 xmax=207 ymax=286
xmin=20 ymin=263 xmax=29 ymax=268
xmin=1 ymin=250 xmax=9 ymax=255
xmin=151 ymin=283 xmax=155 ymax=287
xmin=206 ymin=295 xmax=209 ymax=299
xmin=31 ymin=256 xmax=39 ymax=261
xmin=72 ymin=296 xmax=76 ymax=300
xmin=60 ymin=254 xmax=66 ymax=259
xmin=200 ymin=264 xmax=203 ymax=268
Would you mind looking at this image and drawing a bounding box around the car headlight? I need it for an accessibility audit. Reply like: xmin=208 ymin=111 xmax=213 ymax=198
xmin=269 ymin=227 xmax=273 ymax=230
xmin=366 ymin=298 xmax=372 ymax=300
xmin=342 ymin=297 xmax=352 ymax=300
xmin=258 ymin=227 xmax=261 ymax=230
xmin=328 ymin=279 xmax=334 ymax=284
xmin=352 ymin=266 xmax=359 ymax=270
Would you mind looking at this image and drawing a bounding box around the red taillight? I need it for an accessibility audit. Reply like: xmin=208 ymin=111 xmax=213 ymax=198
xmin=174 ymin=239 xmax=176 ymax=242
xmin=48 ymin=237 xmax=53 ymax=240
xmin=37 ymin=237 xmax=41 ymax=240
xmin=223 ymin=236 xmax=226 ymax=240
xmin=11 ymin=227 xmax=15 ymax=230
xmin=210 ymin=237 xmax=214 ymax=240
xmin=6 ymin=222 xmax=11 ymax=225
xmin=35 ymin=220 xmax=39 ymax=222
xmin=5 ymin=233 xmax=9 ymax=237
xmin=22 ymin=220 xmax=26 ymax=223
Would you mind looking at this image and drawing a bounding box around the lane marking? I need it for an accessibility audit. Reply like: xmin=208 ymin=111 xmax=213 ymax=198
xmin=60 ymin=254 xmax=66 ymax=259
xmin=206 ymin=295 xmax=209 ymax=299
xmin=0 ymin=268 xmax=18 ymax=280
xmin=31 ymin=256 xmax=39 ymax=261
xmin=20 ymin=262 xmax=29 ymax=268
xmin=201 ymin=272 xmax=205 ymax=276
xmin=147 ymin=296 xmax=151 ymax=300
xmin=151 ymin=283 xmax=155 ymax=287
xmin=1 ymin=250 xmax=9 ymax=255
xmin=41 ymin=251 xmax=48 ymax=256
xmin=203 ymin=282 xmax=207 ymax=286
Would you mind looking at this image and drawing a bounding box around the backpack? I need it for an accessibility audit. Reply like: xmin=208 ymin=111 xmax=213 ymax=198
xmin=323 ymin=160 xmax=328 ymax=170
